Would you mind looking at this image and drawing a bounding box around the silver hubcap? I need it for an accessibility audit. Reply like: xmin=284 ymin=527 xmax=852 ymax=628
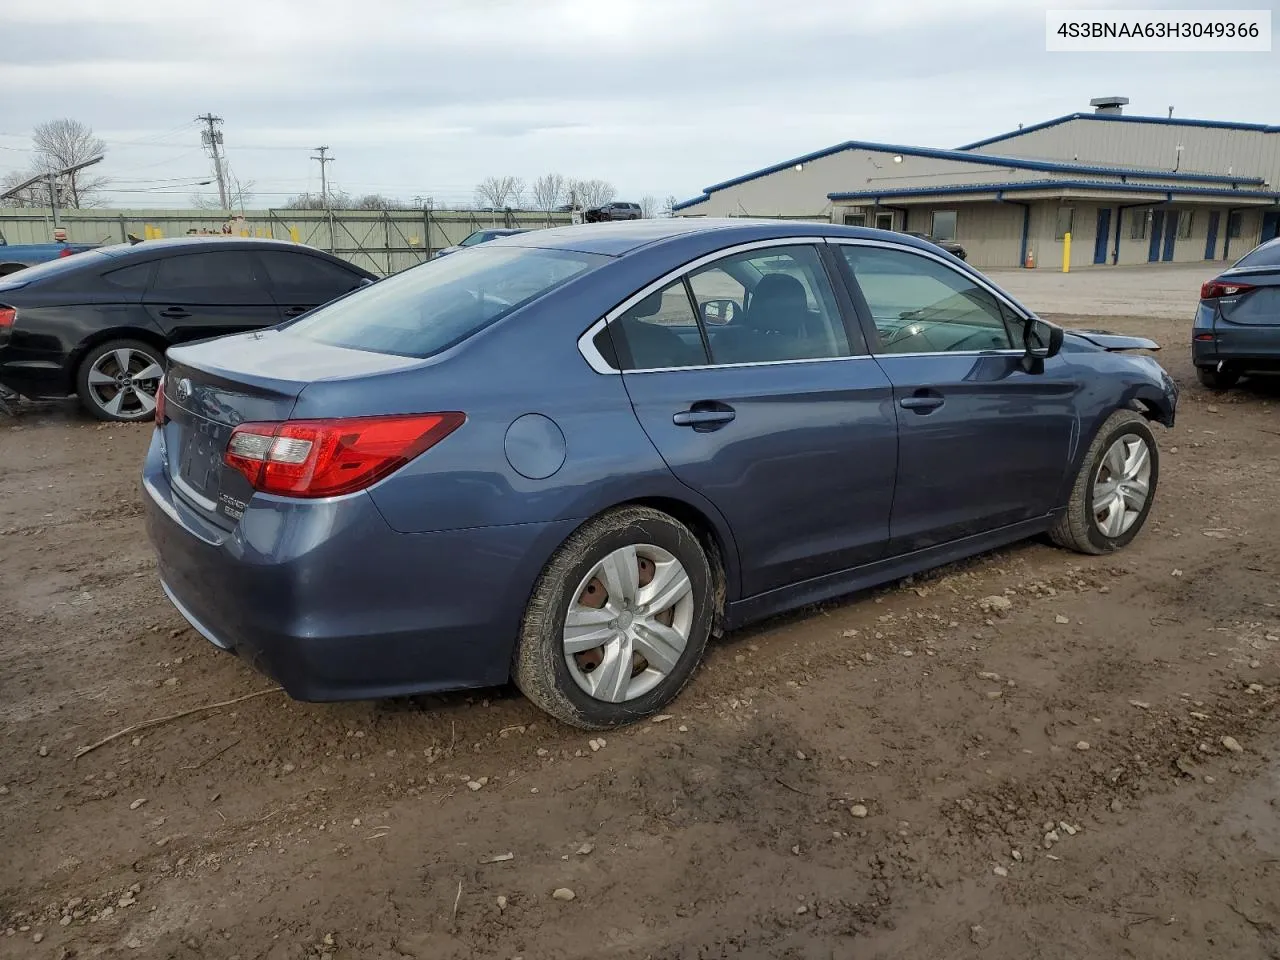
xmin=1092 ymin=434 xmax=1152 ymax=538
xmin=87 ymin=348 xmax=162 ymax=419
xmin=563 ymin=544 xmax=694 ymax=703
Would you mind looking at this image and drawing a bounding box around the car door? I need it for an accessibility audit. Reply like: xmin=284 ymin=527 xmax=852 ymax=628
xmin=833 ymin=240 xmax=1079 ymax=555
xmin=143 ymin=249 xmax=278 ymax=343
xmin=258 ymin=249 xmax=370 ymax=321
xmin=601 ymin=240 xmax=898 ymax=598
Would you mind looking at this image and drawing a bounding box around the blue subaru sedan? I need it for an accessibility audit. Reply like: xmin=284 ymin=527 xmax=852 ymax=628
xmin=144 ymin=220 xmax=1177 ymax=728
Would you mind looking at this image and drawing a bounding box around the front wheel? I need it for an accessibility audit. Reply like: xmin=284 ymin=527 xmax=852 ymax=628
xmin=513 ymin=506 xmax=715 ymax=729
xmin=76 ymin=339 xmax=165 ymax=422
xmin=1050 ymin=409 xmax=1159 ymax=555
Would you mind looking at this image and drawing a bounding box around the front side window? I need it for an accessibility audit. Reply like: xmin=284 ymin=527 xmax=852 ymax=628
xmin=840 ymin=245 xmax=1014 ymax=355
xmin=286 ymin=246 xmax=604 ymax=358
xmin=930 ymin=210 xmax=957 ymax=242
xmin=1055 ymin=206 xmax=1075 ymax=241
xmin=688 ymin=245 xmax=851 ymax=364
xmin=151 ymin=251 xmax=261 ymax=296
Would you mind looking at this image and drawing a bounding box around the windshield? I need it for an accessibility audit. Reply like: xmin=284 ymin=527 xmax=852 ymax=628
xmin=1233 ymin=240 xmax=1280 ymax=269
xmin=282 ymin=245 xmax=607 ymax=358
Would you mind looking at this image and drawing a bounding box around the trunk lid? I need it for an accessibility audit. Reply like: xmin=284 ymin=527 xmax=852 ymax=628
xmin=161 ymin=330 xmax=422 ymax=528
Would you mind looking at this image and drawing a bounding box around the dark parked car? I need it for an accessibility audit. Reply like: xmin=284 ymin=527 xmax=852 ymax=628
xmin=0 ymin=237 xmax=375 ymax=421
xmin=431 ymin=228 xmax=528 ymax=260
xmin=903 ymin=230 xmax=966 ymax=260
xmin=145 ymin=220 xmax=1176 ymax=729
xmin=585 ymin=202 xmax=643 ymax=222
xmin=1192 ymin=236 xmax=1280 ymax=389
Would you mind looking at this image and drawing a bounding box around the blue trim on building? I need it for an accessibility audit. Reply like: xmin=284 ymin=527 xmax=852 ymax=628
xmin=671 ymin=136 xmax=1267 ymax=211
xmin=827 ymin=179 xmax=1280 ymax=202
xmin=958 ymin=112 xmax=1280 ymax=151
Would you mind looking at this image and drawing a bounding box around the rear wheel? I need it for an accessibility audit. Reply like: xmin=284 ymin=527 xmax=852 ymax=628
xmin=1196 ymin=365 xmax=1239 ymax=390
xmin=76 ymin=339 xmax=164 ymax=422
xmin=1050 ymin=409 xmax=1159 ymax=555
xmin=513 ymin=506 xmax=714 ymax=729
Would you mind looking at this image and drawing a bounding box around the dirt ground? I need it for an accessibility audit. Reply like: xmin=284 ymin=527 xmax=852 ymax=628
xmin=3 ymin=267 xmax=1279 ymax=959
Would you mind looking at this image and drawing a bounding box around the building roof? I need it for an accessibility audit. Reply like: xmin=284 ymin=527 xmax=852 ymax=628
xmin=673 ymin=139 xmax=1267 ymax=211
xmin=958 ymin=112 xmax=1280 ymax=151
xmin=828 ymin=179 xmax=1280 ymax=203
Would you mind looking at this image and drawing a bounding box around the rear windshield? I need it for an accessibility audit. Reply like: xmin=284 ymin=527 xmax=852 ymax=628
xmin=282 ymin=245 xmax=606 ymax=358
xmin=1233 ymin=240 xmax=1280 ymax=269
xmin=0 ymin=248 xmax=110 ymax=282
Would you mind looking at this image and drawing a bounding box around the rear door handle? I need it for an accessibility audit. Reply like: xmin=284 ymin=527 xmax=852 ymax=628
xmin=159 ymin=306 xmax=191 ymax=319
xmin=900 ymin=394 xmax=945 ymax=413
xmin=673 ymin=407 xmax=736 ymax=430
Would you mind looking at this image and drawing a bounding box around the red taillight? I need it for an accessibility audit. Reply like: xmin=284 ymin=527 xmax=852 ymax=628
xmin=0 ymin=306 xmax=14 ymax=328
xmin=58 ymin=247 xmax=73 ymax=258
xmin=155 ymin=378 xmax=166 ymax=425
xmin=224 ymin=413 xmax=465 ymax=498
xmin=1201 ymin=280 xmax=1255 ymax=300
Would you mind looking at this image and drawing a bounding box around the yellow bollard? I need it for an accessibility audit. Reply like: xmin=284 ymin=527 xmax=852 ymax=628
xmin=1062 ymin=232 xmax=1071 ymax=273
xmin=289 ymin=226 xmax=300 ymax=243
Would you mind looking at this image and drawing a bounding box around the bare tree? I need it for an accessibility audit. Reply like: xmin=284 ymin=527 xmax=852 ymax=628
xmin=662 ymin=195 xmax=680 ymax=217
xmin=639 ymin=195 xmax=656 ymax=218
xmin=31 ymin=119 xmax=107 ymax=208
xmin=530 ymin=173 xmax=567 ymax=211
xmin=474 ymin=175 xmax=525 ymax=211
xmin=285 ymin=190 xmax=351 ymax=210
xmin=0 ymin=169 xmax=47 ymax=208
xmin=353 ymin=193 xmax=406 ymax=210
xmin=568 ymin=178 xmax=617 ymax=209
xmin=194 ymin=169 xmax=255 ymax=213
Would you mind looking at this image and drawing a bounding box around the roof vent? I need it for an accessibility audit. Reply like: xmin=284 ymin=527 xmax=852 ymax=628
xmin=1089 ymin=96 xmax=1129 ymax=115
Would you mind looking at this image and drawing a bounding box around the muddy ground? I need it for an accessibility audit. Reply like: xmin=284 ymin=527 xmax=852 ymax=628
xmin=2 ymin=289 xmax=1279 ymax=959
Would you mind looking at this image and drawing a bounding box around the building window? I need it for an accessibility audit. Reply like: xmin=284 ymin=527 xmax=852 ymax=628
xmin=1054 ymin=206 xmax=1075 ymax=241
xmin=930 ymin=210 xmax=957 ymax=242
xmin=1227 ymin=211 xmax=1243 ymax=238
xmin=1130 ymin=209 xmax=1150 ymax=240
xmin=875 ymin=212 xmax=894 ymax=231
xmin=1177 ymin=211 xmax=1194 ymax=240
xmin=844 ymin=213 xmax=866 ymax=227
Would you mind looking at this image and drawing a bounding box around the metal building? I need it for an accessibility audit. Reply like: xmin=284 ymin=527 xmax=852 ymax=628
xmin=674 ymin=98 xmax=1280 ymax=269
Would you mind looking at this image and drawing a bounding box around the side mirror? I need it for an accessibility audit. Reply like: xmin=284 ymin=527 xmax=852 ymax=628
xmin=1021 ymin=317 xmax=1063 ymax=373
xmin=699 ymin=299 xmax=740 ymax=326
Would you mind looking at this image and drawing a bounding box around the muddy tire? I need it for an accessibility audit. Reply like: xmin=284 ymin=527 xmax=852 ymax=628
xmin=1196 ymin=365 xmax=1239 ymax=391
xmin=1050 ymin=409 xmax=1159 ymax=555
xmin=513 ymin=506 xmax=714 ymax=729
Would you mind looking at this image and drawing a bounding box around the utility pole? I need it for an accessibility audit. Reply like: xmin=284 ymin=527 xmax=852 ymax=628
xmin=312 ymin=146 xmax=334 ymax=208
xmin=196 ymin=114 xmax=228 ymax=209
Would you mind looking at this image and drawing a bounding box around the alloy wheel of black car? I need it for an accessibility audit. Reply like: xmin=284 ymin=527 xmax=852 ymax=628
xmin=76 ymin=339 xmax=164 ymax=423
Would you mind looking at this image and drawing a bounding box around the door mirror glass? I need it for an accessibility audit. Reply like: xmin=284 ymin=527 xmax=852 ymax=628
xmin=699 ymin=298 xmax=740 ymax=326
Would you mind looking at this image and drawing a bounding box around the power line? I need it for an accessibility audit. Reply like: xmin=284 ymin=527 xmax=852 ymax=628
xmin=311 ymin=146 xmax=334 ymax=208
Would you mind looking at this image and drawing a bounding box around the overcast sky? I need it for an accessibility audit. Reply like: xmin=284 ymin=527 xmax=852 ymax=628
xmin=2 ymin=0 xmax=1277 ymax=209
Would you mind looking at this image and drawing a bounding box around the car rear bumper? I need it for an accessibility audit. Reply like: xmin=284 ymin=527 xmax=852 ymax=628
xmin=0 ymin=344 xmax=71 ymax=399
xmin=142 ymin=431 xmax=575 ymax=701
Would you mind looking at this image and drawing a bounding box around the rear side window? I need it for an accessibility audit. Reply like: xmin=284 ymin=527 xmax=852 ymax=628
xmin=1234 ymin=241 xmax=1280 ymax=269
xmin=152 ymin=251 xmax=261 ymax=292
xmin=284 ymin=246 xmax=606 ymax=358
xmin=101 ymin=262 xmax=154 ymax=290
xmin=259 ymin=251 xmax=362 ymax=290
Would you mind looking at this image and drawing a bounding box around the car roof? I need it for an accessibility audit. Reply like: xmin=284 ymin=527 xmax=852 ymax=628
xmin=491 ymin=217 xmax=948 ymax=258
xmin=98 ymin=236 xmax=345 ymax=259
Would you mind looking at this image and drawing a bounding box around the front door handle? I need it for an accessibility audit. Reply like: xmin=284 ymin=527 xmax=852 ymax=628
xmin=900 ymin=393 xmax=945 ymax=413
xmin=159 ymin=306 xmax=191 ymax=319
xmin=673 ymin=405 xmax=736 ymax=430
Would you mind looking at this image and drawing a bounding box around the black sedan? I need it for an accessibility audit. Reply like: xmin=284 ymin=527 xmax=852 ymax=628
xmin=0 ymin=237 xmax=375 ymax=421
xmin=1192 ymin=237 xmax=1280 ymax=389
xmin=903 ymin=231 xmax=966 ymax=260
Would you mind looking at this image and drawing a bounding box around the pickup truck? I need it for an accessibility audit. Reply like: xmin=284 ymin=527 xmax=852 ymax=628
xmin=0 ymin=233 xmax=101 ymax=276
